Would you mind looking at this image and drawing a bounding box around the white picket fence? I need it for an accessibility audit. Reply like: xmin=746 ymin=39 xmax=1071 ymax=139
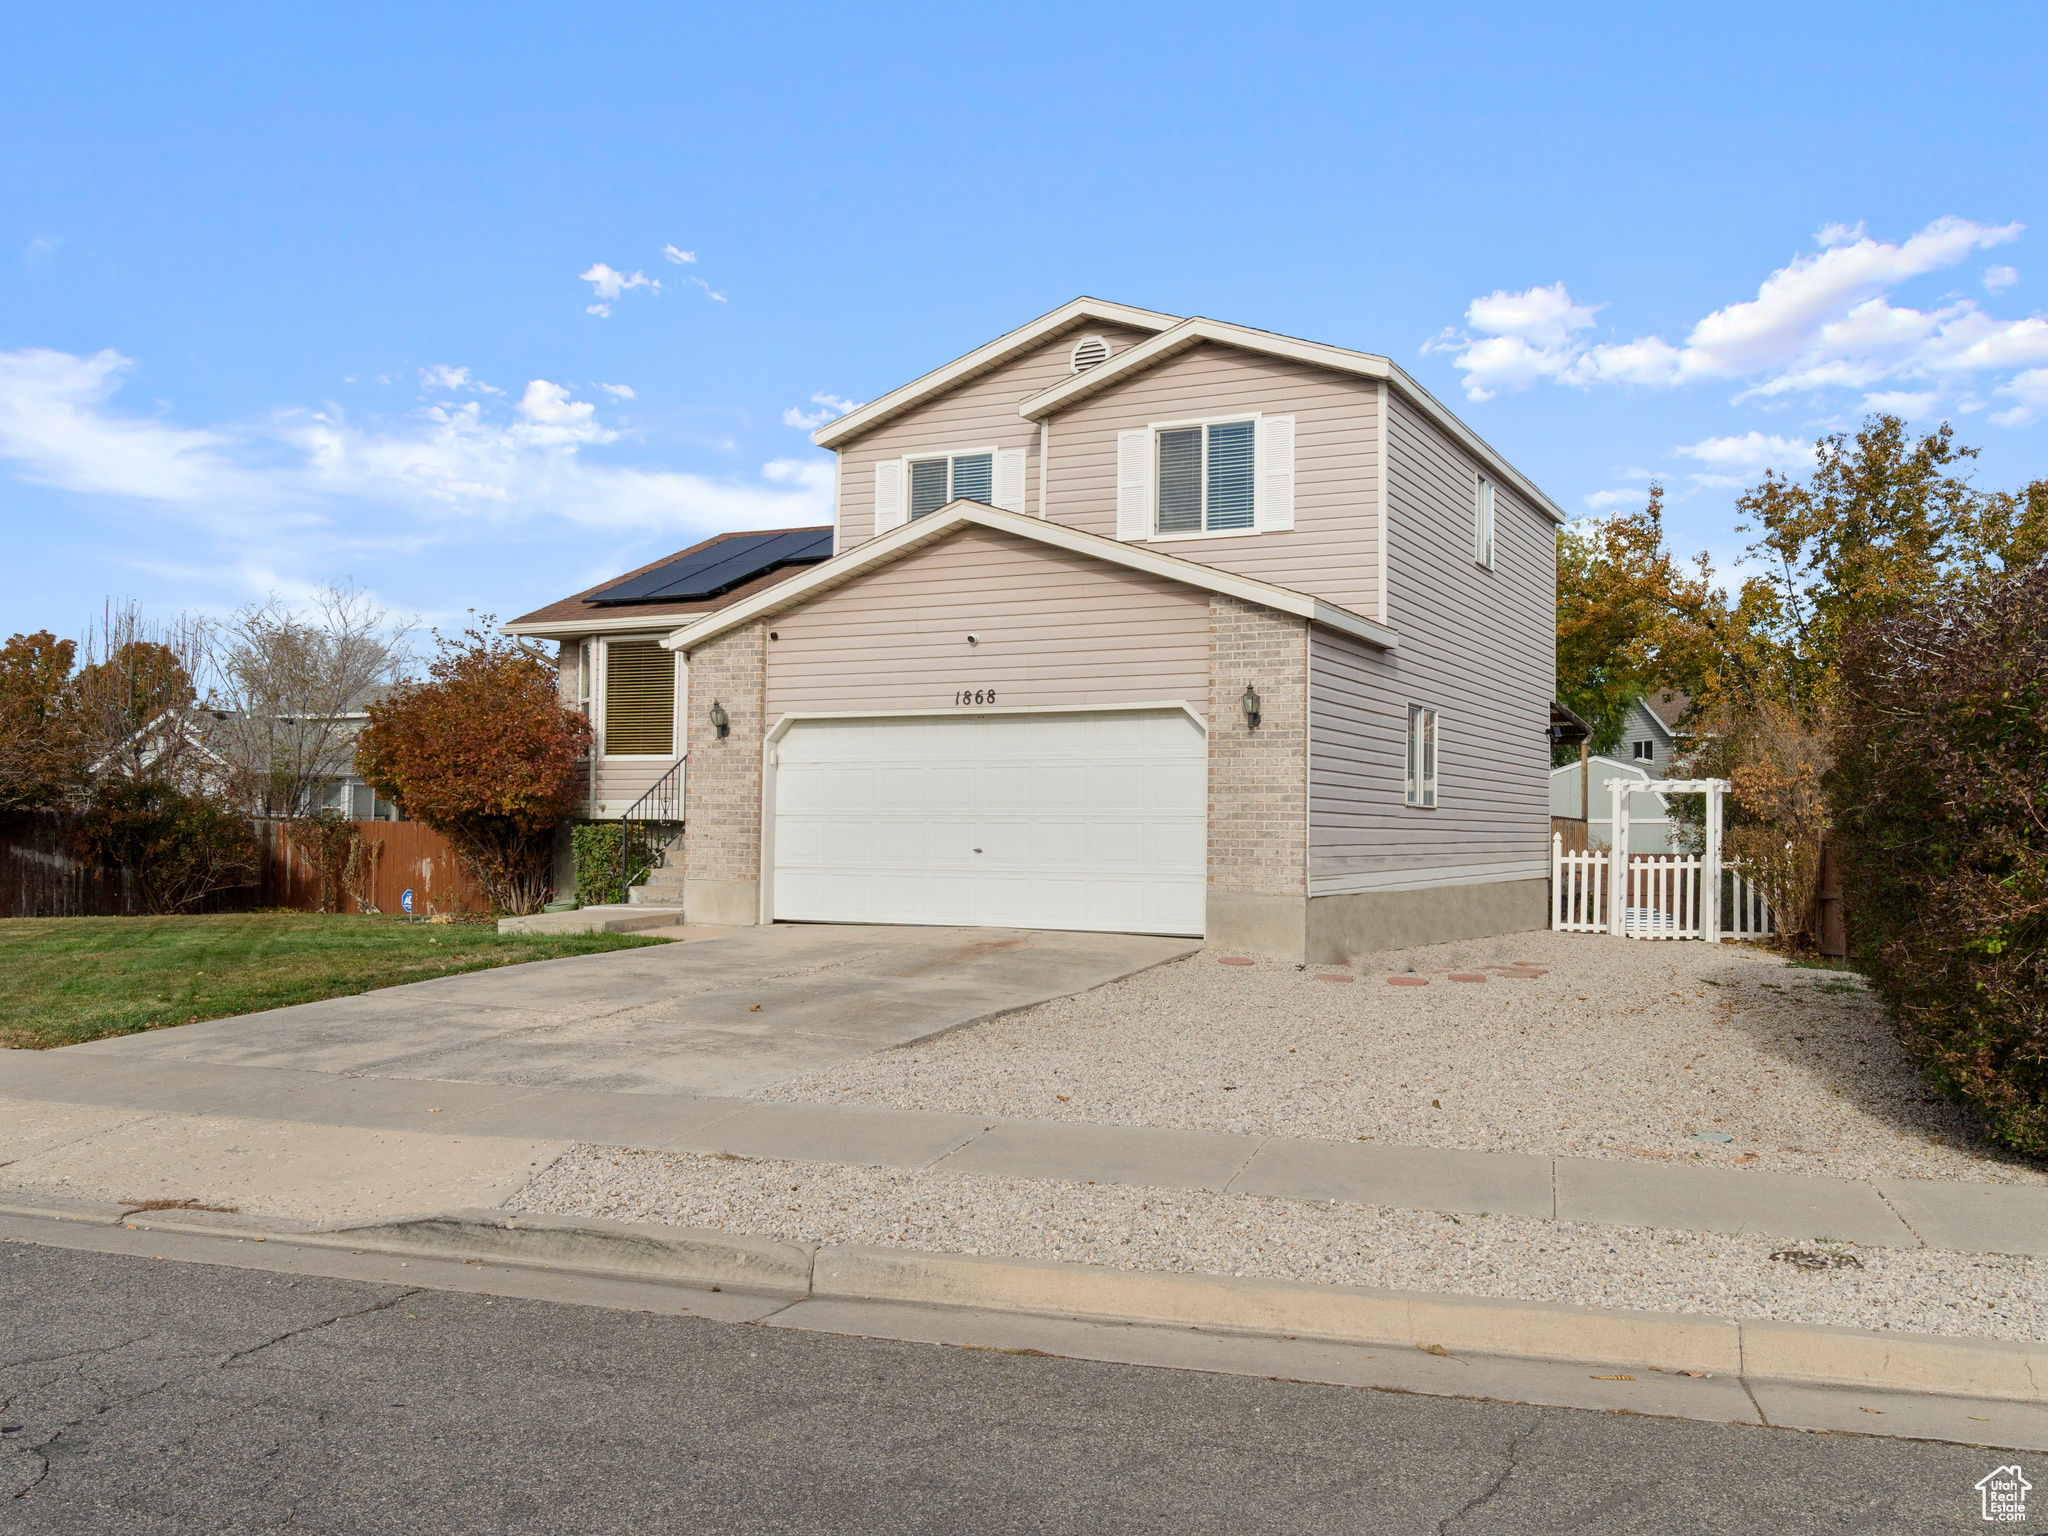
xmin=1552 ymin=835 xmax=1775 ymax=940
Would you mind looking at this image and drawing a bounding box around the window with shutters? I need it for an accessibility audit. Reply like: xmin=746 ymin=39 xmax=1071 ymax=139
xmin=907 ymin=451 xmax=994 ymax=518
xmin=602 ymin=640 xmax=677 ymax=757
xmin=1156 ymin=420 xmax=1255 ymax=534
xmin=1405 ymin=704 xmax=1439 ymax=809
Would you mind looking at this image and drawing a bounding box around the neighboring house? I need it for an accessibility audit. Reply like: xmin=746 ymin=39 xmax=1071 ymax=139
xmin=1548 ymin=752 xmax=1680 ymax=854
xmin=505 ymin=298 xmax=1566 ymax=961
xmin=1615 ymin=687 xmax=1690 ymax=775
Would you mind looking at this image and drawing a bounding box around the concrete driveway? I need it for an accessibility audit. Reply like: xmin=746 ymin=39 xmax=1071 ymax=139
xmin=61 ymin=925 xmax=1198 ymax=1096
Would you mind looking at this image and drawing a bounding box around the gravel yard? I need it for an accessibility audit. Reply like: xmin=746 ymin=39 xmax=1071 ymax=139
xmin=751 ymin=930 xmax=2043 ymax=1187
xmin=515 ymin=1144 xmax=2048 ymax=1343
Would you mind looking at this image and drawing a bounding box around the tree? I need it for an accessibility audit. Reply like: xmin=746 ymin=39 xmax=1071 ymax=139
xmin=71 ymin=601 xmax=208 ymax=789
xmin=355 ymin=621 xmax=589 ymax=914
xmin=204 ymin=583 xmax=413 ymax=819
xmin=0 ymin=630 xmax=84 ymax=812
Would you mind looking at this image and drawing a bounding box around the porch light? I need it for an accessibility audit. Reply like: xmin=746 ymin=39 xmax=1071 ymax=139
xmin=708 ymin=700 xmax=730 ymax=739
xmin=1241 ymin=684 xmax=1262 ymax=730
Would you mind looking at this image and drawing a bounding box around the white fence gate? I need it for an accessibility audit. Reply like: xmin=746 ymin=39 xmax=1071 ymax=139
xmin=1551 ymin=841 xmax=1775 ymax=939
xmin=1550 ymin=774 xmax=1776 ymax=941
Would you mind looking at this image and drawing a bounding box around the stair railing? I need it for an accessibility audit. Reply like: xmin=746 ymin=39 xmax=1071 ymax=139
xmin=619 ymin=757 xmax=684 ymax=902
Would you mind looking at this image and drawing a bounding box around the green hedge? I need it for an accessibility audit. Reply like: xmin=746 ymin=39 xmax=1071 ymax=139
xmin=1832 ymin=557 xmax=2048 ymax=1154
xmin=570 ymin=822 xmax=623 ymax=907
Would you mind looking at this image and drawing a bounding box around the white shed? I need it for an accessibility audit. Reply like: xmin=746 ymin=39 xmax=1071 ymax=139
xmin=1550 ymin=753 xmax=1682 ymax=854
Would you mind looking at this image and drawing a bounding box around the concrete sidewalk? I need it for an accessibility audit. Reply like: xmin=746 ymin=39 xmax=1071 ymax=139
xmin=4 ymin=1049 xmax=2045 ymax=1255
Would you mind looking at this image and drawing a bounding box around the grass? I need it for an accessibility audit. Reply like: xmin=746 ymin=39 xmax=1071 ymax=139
xmin=0 ymin=911 xmax=669 ymax=1051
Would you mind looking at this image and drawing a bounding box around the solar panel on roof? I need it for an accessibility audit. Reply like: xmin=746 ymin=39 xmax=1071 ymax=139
xmin=587 ymin=528 xmax=833 ymax=605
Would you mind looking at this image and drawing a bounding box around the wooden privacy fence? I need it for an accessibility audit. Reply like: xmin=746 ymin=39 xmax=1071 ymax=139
xmin=1 ymin=810 xmax=131 ymax=917
xmin=1551 ymin=837 xmax=1775 ymax=940
xmin=251 ymin=820 xmax=488 ymax=916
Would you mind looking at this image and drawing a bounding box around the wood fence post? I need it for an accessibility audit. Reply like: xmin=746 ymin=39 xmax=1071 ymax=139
xmin=1704 ymin=780 xmax=1723 ymax=944
xmin=1607 ymin=778 xmax=1628 ymax=936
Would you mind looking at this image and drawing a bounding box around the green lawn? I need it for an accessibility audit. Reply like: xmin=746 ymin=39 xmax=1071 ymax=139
xmin=0 ymin=912 xmax=668 ymax=1051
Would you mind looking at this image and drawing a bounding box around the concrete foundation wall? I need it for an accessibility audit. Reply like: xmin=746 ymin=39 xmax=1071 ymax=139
xmin=684 ymin=877 xmax=761 ymax=927
xmin=1305 ymin=877 xmax=1549 ymax=962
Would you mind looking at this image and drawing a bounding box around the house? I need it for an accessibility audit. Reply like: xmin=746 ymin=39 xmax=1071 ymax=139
xmin=505 ymin=298 xmax=1565 ymax=961
xmin=1615 ymin=687 xmax=1689 ymax=775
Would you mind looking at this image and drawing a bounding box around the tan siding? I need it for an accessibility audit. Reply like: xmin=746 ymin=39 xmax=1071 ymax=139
xmin=1307 ymin=389 xmax=1552 ymax=885
xmin=835 ymin=324 xmax=1156 ymax=549
xmin=765 ymin=525 xmax=1211 ymax=718
xmin=1040 ymin=343 xmax=1382 ymax=617
xmin=593 ymin=756 xmax=672 ymax=819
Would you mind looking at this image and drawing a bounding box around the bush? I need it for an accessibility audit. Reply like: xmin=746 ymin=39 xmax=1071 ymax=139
xmin=571 ymin=822 xmax=623 ymax=906
xmin=1832 ymin=556 xmax=2048 ymax=1154
xmin=355 ymin=624 xmax=589 ymax=915
xmin=69 ymin=779 xmax=259 ymax=915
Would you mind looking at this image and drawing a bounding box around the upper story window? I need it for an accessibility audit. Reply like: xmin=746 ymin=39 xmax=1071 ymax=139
xmin=908 ymin=452 xmax=993 ymax=518
xmin=1115 ymin=415 xmax=1293 ymax=542
xmin=1473 ymin=474 xmax=1495 ymax=569
xmin=1157 ymin=421 xmax=1255 ymax=534
xmin=1631 ymin=739 xmax=1655 ymax=762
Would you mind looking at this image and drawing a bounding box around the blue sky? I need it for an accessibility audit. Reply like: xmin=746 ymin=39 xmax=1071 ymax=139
xmin=4 ymin=4 xmax=2043 ymax=643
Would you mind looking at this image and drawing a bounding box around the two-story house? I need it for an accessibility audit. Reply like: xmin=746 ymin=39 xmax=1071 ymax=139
xmin=504 ymin=298 xmax=1564 ymax=962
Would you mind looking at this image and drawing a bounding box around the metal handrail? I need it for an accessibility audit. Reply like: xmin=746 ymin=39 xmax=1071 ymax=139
xmin=619 ymin=757 xmax=684 ymax=901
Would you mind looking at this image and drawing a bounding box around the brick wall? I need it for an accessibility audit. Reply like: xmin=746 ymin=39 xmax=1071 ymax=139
xmin=681 ymin=622 xmax=766 ymax=887
xmin=1208 ymin=594 xmax=1308 ymax=897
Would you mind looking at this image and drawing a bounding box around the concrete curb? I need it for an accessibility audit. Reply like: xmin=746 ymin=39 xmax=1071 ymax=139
xmin=52 ymin=1200 xmax=2033 ymax=1404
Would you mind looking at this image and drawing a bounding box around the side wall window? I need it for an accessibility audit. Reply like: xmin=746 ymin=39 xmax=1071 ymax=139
xmin=1405 ymin=704 xmax=1439 ymax=808
xmin=1473 ymin=474 xmax=1495 ymax=569
xmin=602 ymin=640 xmax=677 ymax=756
xmin=1156 ymin=421 xmax=1255 ymax=534
xmin=907 ymin=452 xmax=994 ymax=518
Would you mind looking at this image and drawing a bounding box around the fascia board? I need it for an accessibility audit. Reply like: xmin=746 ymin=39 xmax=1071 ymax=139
xmin=812 ymin=298 xmax=1179 ymax=450
xmin=660 ymin=499 xmax=1397 ymax=653
xmin=502 ymin=614 xmax=720 ymax=640
xmin=1021 ymin=317 xmax=1567 ymax=526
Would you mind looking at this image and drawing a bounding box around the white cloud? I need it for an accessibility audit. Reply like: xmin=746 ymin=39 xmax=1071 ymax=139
xmin=1860 ymin=389 xmax=1944 ymax=416
xmin=663 ymin=245 xmax=696 ymax=264
xmin=1671 ymin=432 xmax=1817 ymax=475
xmin=1992 ymin=367 xmax=2048 ymax=427
xmin=1428 ymin=218 xmax=2046 ymax=409
xmin=580 ymin=262 xmax=659 ymax=317
xmin=600 ymin=383 xmax=635 ymax=399
xmin=0 ymin=346 xmax=837 ymax=595
xmin=1581 ymin=488 xmax=1647 ymax=511
xmin=781 ymin=391 xmax=861 ymax=429
xmin=1985 ymin=265 xmax=2019 ymax=292
xmin=684 ymin=275 xmax=726 ymax=303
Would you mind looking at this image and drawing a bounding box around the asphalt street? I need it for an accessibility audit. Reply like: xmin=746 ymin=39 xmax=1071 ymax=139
xmin=0 ymin=1241 xmax=2007 ymax=1534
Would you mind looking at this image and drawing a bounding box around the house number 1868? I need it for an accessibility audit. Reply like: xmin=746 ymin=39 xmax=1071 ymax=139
xmin=954 ymin=689 xmax=996 ymax=706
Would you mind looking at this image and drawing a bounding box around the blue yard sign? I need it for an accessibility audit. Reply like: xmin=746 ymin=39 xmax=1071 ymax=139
xmin=401 ymin=888 xmax=414 ymax=914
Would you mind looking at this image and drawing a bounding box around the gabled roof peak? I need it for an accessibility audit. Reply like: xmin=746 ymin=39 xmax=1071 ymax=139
xmin=811 ymin=297 xmax=1179 ymax=450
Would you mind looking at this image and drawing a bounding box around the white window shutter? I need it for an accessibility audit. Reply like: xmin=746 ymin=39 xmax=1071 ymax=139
xmin=1116 ymin=430 xmax=1152 ymax=541
xmin=1256 ymin=415 xmax=1295 ymax=531
xmin=874 ymin=459 xmax=905 ymax=534
xmin=993 ymin=448 xmax=1027 ymax=513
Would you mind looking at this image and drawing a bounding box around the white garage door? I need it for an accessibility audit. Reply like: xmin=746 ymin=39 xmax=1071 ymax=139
xmin=771 ymin=710 xmax=1206 ymax=937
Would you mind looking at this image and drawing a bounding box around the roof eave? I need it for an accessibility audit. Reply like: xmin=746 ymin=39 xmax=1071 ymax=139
xmin=661 ymin=500 xmax=1399 ymax=654
xmin=812 ymin=297 xmax=1180 ymax=450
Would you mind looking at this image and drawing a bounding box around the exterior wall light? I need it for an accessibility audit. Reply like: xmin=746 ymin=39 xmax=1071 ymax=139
xmin=708 ymin=700 xmax=730 ymax=739
xmin=1241 ymin=684 xmax=1262 ymax=730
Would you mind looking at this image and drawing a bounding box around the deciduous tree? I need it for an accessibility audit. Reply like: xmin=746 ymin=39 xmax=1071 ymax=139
xmin=355 ymin=622 xmax=589 ymax=914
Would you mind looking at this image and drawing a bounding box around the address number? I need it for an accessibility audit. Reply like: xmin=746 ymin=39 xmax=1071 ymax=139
xmin=954 ymin=689 xmax=997 ymax=706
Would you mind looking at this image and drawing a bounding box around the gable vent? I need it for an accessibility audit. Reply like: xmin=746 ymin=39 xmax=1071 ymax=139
xmin=1069 ymin=335 xmax=1112 ymax=373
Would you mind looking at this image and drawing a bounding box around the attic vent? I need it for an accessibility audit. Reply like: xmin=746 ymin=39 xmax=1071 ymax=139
xmin=1069 ymin=335 xmax=1112 ymax=373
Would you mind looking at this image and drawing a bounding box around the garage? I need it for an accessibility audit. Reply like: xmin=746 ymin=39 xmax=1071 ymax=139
xmin=770 ymin=709 xmax=1206 ymax=936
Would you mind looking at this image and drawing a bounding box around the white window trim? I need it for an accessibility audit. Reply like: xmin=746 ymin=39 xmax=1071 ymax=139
xmin=901 ymin=444 xmax=1001 ymax=516
xmin=1405 ymin=703 xmax=1441 ymax=809
xmin=1143 ymin=411 xmax=1262 ymax=542
xmin=1473 ymin=472 xmax=1496 ymax=570
xmin=596 ymin=634 xmax=684 ymax=760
